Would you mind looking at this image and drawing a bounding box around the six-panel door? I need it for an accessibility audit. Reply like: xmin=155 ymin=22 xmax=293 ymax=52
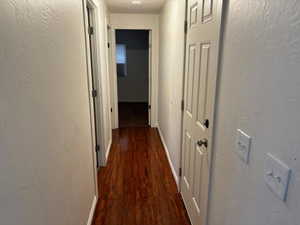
xmin=181 ymin=0 xmax=224 ymax=225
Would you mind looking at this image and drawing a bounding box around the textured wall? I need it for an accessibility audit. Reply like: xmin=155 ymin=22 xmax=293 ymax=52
xmin=158 ymin=0 xmax=186 ymax=181
xmin=209 ymin=0 xmax=300 ymax=225
xmin=0 ymin=0 xmax=96 ymax=224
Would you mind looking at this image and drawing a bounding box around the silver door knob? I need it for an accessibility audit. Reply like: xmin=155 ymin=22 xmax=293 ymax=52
xmin=197 ymin=139 xmax=208 ymax=148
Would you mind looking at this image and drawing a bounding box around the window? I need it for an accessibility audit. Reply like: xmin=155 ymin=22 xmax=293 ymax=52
xmin=116 ymin=44 xmax=127 ymax=77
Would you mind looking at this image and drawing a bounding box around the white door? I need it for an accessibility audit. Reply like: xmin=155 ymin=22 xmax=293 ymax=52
xmin=180 ymin=0 xmax=223 ymax=225
xmin=86 ymin=6 xmax=102 ymax=167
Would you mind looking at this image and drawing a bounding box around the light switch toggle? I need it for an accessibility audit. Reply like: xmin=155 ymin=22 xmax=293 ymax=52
xmin=266 ymin=171 xmax=282 ymax=183
xmin=237 ymin=141 xmax=247 ymax=150
xmin=236 ymin=129 xmax=252 ymax=163
xmin=264 ymin=153 xmax=291 ymax=201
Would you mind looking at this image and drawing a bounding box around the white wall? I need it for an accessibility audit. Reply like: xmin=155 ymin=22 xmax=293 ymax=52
xmin=158 ymin=0 xmax=186 ymax=183
xmin=0 ymin=0 xmax=101 ymax=224
xmin=109 ymin=13 xmax=160 ymax=127
xmin=209 ymin=1 xmax=300 ymax=225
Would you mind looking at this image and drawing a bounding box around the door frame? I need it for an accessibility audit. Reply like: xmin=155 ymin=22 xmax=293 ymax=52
xmin=148 ymin=30 xmax=153 ymax=126
xmin=109 ymin=27 xmax=157 ymax=128
xmin=179 ymin=0 xmax=189 ymax=192
xmin=82 ymin=0 xmax=106 ymax=198
xmin=179 ymin=0 xmax=225 ymax=224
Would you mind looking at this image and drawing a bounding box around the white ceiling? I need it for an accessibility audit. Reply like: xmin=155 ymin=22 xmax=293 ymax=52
xmin=106 ymin=0 xmax=166 ymax=14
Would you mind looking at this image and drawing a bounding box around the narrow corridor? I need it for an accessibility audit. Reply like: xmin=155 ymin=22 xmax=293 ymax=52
xmin=92 ymin=127 xmax=191 ymax=225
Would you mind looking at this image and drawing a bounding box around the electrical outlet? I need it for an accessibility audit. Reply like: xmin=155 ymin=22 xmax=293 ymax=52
xmin=264 ymin=153 xmax=291 ymax=201
xmin=236 ymin=129 xmax=252 ymax=164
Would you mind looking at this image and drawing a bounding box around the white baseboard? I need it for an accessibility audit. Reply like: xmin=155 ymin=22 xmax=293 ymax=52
xmin=86 ymin=195 xmax=98 ymax=225
xmin=105 ymin=139 xmax=112 ymax=164
xmin=157 ymin=126 xmax=179 ymax=188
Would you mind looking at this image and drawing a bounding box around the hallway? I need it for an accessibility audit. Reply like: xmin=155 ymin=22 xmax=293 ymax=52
xmin=2 ymin=0 xmax=300 ymax=225
xmin=92 ymin=127 xmax=190 ymax=225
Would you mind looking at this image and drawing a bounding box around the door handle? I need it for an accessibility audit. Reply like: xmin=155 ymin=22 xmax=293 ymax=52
xmin=197 ymin=139 xmax=208 ymax=148
xmin=203 ymin=119 xmax=209 ymax=128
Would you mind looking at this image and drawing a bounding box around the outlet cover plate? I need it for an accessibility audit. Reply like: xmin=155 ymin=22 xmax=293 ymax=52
xmin=236 ymin=129 xmax=252 ymax=163
xmin=264 ymin=153 xmax=291 ymax=201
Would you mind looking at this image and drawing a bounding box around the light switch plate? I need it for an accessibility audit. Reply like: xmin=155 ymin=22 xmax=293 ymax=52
xmin=264 ymin=153 xmax=291 ymax=201
xmin=236 ymin=129 xmax=251 ymax=163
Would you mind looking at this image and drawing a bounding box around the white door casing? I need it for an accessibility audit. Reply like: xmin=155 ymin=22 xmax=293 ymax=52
xmin=148 ymin=30 xmax=152 ymax=126
xmin=109 ymin=28 xmax=119 ymax=129
xmin=180 ymin=0 xmax=224 ymax=225
xmin=110 ymin=28 xmax=155 ymax=128
xmin=109 ymin=14 xmax=160 ymax=128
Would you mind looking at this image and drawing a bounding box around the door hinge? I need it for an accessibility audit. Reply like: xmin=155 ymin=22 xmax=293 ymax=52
xmin=181 ymin=100 xmax=184 ymax=111
xmin=179 ymin=168 xmax=182 ymax=177
xmin=95 ymin=145 xmax=100 ymax=152
xmin=88 ymin=26 xmax=94 ymax=35
xmin=107 ymin=24 xmax=111 ymax=30
xmin=148 ymin=105 xmax=151 ymax=110
xmin=184 ymin=20 xmax=188 ymax=34
xmin=92 ymin=89 xmax=98 ymax=98
xmin=108 ymin=42 xmax=110 ymax=48
xmin=111 ymin=108 xmax=113 ymax=112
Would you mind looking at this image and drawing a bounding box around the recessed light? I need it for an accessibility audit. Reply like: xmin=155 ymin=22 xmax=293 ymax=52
xmin=132 ymin=0 xmax=142 ymax=4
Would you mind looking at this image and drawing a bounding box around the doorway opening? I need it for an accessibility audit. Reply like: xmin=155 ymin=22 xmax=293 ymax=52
xmin=115 ymin=29 xmax=150 ymax=128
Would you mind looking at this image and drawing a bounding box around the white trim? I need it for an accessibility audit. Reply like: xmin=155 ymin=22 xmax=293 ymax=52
xmin=111 ymin=28 xmax=154 ymax=128
xmin=109 ymin=28 xmax=119 ymax=129
xmin=84 ymin=0 xmax=112 ymax=168
xmin=82 ymin=0 xmax=103 ymax=199
xmin=89 ymin=0 xmax=107 ymax=167
xmin=157 ymin=126 xmax=179 ymax=187
xmin=86 ymin=195 xmax=98 ymax=225
xmin=148 ymin=30 xmax=153 ymax=126
xmin=109 ymin=14 xmax=159 ymax=128
xmin=105 ymin=138 xmax=112 ymax=164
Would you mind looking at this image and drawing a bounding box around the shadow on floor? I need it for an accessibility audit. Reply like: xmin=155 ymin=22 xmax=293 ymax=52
xmin=118 ymin=102 xmax=149 ymax=128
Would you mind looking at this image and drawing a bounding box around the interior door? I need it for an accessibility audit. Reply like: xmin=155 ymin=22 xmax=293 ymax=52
xmin=180 ymin=0 xmax=223 ymax=224
xmin=86 ymin=6 xmax=101 ymax=167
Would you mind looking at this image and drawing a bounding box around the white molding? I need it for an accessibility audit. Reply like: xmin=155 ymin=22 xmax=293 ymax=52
xmin=109 ymin=14 xmax=159 ymax=128
xmin=86 ymin=195 xmax=98 ymax=225
xmin=105 ymin=138 xmax=112 ymax=164
xmin=109 ymin=28 xmax=119 ymax=129
xmin=157 ymin=126 xmax=179 ymax=187
xmin=83 ymin=0 xmax=105 ymax=199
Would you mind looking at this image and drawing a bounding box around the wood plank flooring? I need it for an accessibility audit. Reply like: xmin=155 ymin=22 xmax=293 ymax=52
xmin=118 ymin=103 xmax=149 ymax=128
xmin=92 ymin=127 xmax=191 ymax=225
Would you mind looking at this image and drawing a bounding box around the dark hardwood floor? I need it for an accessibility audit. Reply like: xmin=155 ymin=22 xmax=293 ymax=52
xmin=92 ymin=127 xmax=191 ymax=225
xmin=118 ymin=102 xmax=148 ymax=128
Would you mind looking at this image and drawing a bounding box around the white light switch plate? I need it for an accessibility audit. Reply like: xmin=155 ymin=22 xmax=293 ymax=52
xmin=264 ymin=153 xmax=291 ymax=201
xmin=236 ymin=129 xmax=251 ymax=163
